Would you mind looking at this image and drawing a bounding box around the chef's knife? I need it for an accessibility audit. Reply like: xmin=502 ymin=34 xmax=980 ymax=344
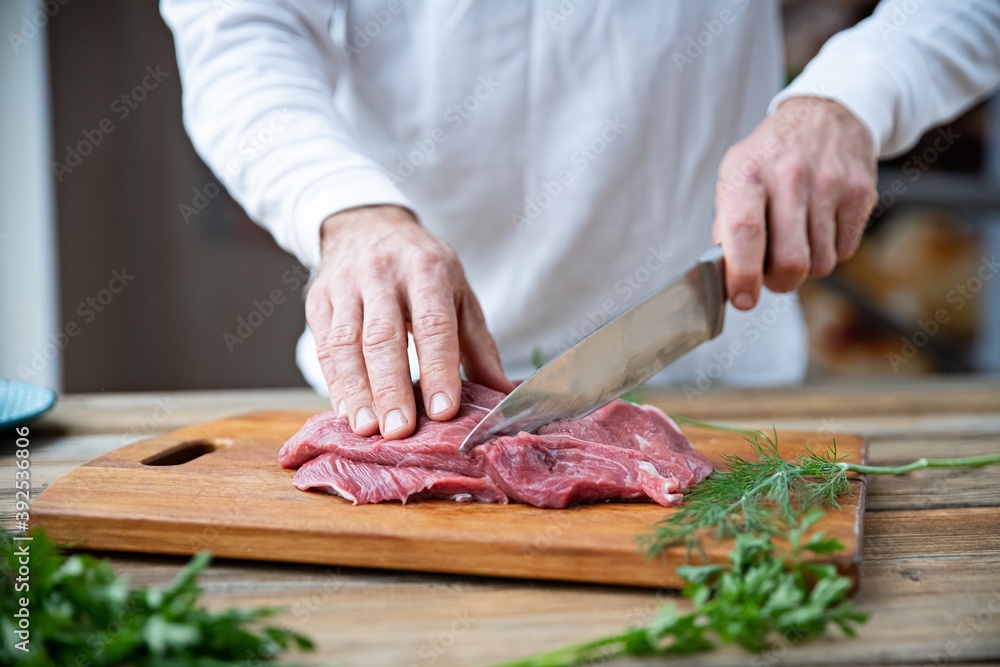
xmin=459 ymin=245 xmax=726 ymax=453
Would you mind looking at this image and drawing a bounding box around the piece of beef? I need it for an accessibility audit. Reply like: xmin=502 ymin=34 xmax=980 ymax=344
xmin=278 ymin=382 xmax=505 ymax=475
xmin=479 ymin=434 xmax=685 ymax=507
xmin=294 ymin=454 xmax=509 ymax=504
xmin=537 ymin=401 xmax=713 ymax=487
xmin=279 ymin=381 xmax=712 ymax=508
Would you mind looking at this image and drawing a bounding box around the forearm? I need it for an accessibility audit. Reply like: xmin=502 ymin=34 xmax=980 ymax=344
xmin=771 ymin=0 xmax=1000 ymax=158
xmin=162 ymin=0 xmax=413 ymax=268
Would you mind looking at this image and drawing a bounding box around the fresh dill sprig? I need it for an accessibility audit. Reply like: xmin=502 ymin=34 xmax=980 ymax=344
xmin=644 ymin=424 xmax=1000 ymax=556
xmin=642 ymin=430 xmax=852 ymax=555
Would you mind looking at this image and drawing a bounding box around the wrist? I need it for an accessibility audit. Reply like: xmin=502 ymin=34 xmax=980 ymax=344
xmin=319 ymin=205 xmax=418 ymax=254
xmin=776 ymin=96 xmax=874 ymax=154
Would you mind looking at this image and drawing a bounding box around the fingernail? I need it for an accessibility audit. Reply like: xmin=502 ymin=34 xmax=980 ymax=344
xmin=337 ymin=400 xmax=347 ymax=417
xmin=429 ymin=392 xmax=452 ymax=417
xmin=355 ymin=407 xmax=377 ymax=430
xmin=733 ymin=292 xmax=755 ymax=310
xmin=384 ymin=409 xmax=406 ymax=434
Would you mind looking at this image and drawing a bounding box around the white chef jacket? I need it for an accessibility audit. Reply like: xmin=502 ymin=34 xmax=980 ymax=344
xmin=162 ymin=0 xmax=1000 ymax=393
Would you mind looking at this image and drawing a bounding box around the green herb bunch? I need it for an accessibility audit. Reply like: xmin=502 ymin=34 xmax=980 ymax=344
xmin=645 ymin=427 xmax=851 ymax=554
xmin=647 ymin=421 xmax=1000 ymax=555
xmin=0 ymin=531 xmax=313 ymax=667
xmin=497 ymin=510 xmax=868 ymax=667
xmin=499 ymin=417 xmax=999 ymax=667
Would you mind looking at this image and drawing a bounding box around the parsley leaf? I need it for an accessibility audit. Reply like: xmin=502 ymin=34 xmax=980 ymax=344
xmin=494 ymin=511 xmax=868 ymax=667
xmin=1 ymin=530 xmax=314 ymax=666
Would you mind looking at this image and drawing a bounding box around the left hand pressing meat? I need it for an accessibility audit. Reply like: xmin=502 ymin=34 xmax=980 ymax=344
xmin=306 ymin=205 xmax=513 ymax=440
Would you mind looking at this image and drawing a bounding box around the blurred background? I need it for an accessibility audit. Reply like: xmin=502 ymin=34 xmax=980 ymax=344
xmin=1 ymin=0 xmax=998 ymax=394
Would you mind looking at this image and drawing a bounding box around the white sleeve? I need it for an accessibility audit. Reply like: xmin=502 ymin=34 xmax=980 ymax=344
xmin=770 ymin=0 xmax=1000 ymax=158
xmin=160 ymin=0 xmax=413 ymax=268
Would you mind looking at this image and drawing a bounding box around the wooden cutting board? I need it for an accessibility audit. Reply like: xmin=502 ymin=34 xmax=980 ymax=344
xmin=31 ymin=411 xmax=866 ymax=588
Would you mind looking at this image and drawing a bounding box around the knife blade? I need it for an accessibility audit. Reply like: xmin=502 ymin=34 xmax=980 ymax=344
xmin=459 ymin=245 xmax=727 ymax=453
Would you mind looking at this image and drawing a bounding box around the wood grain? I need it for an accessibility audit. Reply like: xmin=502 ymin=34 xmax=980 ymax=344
xmin=137 ymin=510 xmax=996 ymax=667
xmin=5 ymin=378 xmax=999 ymax=665
xmin=29 ymin=413 xmax=866 ymax=588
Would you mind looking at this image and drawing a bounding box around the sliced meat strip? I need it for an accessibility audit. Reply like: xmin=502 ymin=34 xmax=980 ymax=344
xmin=480 ymin=433 xmax=685 ymax=508
xmin=294 ymin=454 xmax=509 ymax=504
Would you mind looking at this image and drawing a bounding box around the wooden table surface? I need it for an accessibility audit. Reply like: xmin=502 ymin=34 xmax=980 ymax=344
xmin=3 ymin=376 xmax=999 ymax=666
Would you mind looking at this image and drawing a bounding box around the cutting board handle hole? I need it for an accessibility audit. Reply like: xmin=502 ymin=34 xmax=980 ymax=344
xmin=141 ymin=439 xmax=231 ymax=466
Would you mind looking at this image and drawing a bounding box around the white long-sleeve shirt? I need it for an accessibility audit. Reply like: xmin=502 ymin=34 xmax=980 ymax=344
xmin=162 ymin=0 xmax=1000 ymax=393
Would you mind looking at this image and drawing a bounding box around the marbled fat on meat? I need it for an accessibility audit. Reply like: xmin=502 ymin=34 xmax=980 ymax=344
xmin=279 ymin=382 xmax=712 ymax=508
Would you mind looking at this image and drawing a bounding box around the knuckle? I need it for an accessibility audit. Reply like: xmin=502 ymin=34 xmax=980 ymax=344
xmin=776 ymin=157 xmax=807 ymax=186
xmin=419 ymin=358 xmax=453 ymax=379
xmin=329 ymin=322 xmax=362 ymax=349
xmin=814 ymin=169 xmax=842 ymax=197
xmin=422 ymin=247 xmax=463 ymax=281
xmin=440 ymin=245 xmax=460 ymax=266
xmin=370 ymin=381 xmax=406 ymax=406
xmin=363 ymin=255 xmax=391 ymax=280
xmin=411 ymin=248 xmax=442 ymax=270
xmin=728 ymin=269 xmax=761 ymax=289
xmin=837 ymin=233 xmax=862 ymax=261
xmin=338 ymin=374 xmax=369 ymax=401
xmin=304 ymin=290 xmax=329 ymax=323
xmin=412 ymin=311 xmax=454 ymax=340
xmin=717 ymin=151 xmax=738 ymax=178
xmin=810 ymin=249 xmax=837 ymax=277
xmin=847 ymin=178 xmax=876 ymax=206
xmin=718 ymin=157 xmax=759 ymax=188
xmin=727 ymin=215 xmax=763 ymax=239
xmin=775 ymin=249 xmax=810 ymax=279
xmin=317 ymin=343 xmax=334 ymax=365
xmin=362 ymin=319 xmax=405 ymax=350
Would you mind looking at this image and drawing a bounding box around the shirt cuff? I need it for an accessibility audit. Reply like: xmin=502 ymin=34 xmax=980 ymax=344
xmin=290 ymin=166 xmax=414 ymax=269
xmin=768 ymin=56 xmax=907 ymax=159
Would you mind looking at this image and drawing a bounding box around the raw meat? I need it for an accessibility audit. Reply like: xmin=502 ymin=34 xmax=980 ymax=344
xmin=293 ymin=455 xmax=509 ymax=504
xmin=279 ymin=381 xmax=712 ymax=508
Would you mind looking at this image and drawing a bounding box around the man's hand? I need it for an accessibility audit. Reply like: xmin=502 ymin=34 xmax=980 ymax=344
xmin=306 ymin=205 xmax=513 ymax=439
xmin=713 ymin=97 xmax=878 ymax=310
